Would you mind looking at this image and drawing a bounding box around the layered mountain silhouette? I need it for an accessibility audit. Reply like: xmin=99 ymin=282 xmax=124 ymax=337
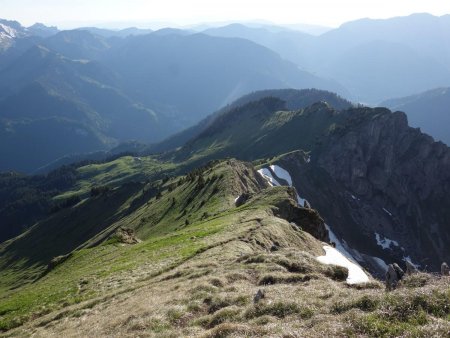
xmin=2 ymin=15 xmax=450 ymax=172
xmin=0 ymin=20 xmax=349 ymax=173
xmin=204 ymin=14 xmax=450 ymax=103
xmin=381 ymin=87 xmax=450 ymax=145
xmin=0 ymin=44 xmax=168 ymax=172
xmin=101 ymin=32 xmax=348 ymax=123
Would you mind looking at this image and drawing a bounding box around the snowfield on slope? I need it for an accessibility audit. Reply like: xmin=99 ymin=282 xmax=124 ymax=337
xmin=270 ymin=165 xmax=292 ymax=186
xmin=317 ymin=246 xmax=370 ymax=284
xmin=257 ymin=168 xmax=280 ymax=187
xmin=258 ymin=165 xmax=307 ymax=205
xmin=258 ymin=164 xmax=370 ymax=283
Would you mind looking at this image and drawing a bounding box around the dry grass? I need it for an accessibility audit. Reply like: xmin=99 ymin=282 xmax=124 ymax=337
xmin=5 ymin=207 xmax=449 ymax=337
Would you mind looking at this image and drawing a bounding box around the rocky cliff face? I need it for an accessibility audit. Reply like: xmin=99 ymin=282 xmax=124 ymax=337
xmin=278 ymin=107 xmax=450 ymax=274
xmin=270 ymin=186 xmax=330 ymax=243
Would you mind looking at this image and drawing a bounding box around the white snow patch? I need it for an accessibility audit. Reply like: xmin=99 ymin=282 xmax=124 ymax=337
xmin=0 ymin=24 xmax=18 ymax=38
xmin=267 ymin=164 xmax=308 ymax=207
xmin=257 ymin=168 xmax=280 ymax=187
xmin=259 ymin=164 xmax=368 ymax=284
xmin=382 ymin=208 xmax=393 ymax=217
xmin=375 ymin=233 xmax=399 ymax=249
xmin=325 ymin=224 xmax=357 ymax=262
xmin=270 ymin=165 xmax=292 ymax=186
xmin=317 ymin=246 xmax=370 ymax=284
xmin=296 ymin=194 xmax=307 ymax=207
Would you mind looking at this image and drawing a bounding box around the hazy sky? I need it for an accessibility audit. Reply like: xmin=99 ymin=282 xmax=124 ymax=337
xmin=1 ymin=0 xmax=449 ymax=29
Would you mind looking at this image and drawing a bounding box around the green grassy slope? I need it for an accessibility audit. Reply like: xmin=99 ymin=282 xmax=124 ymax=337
xmin=173 ymin=98 xmax=347 ymax=167
xmin=0 ymin=156 xmax=448 ymax=336
xmin=0 ymin=159 xmax=275 ymax=330
xmin=0 ymin=157 xmax=448 ymax=337
xmin=0 ymin=155 xmax=177 ymax=244
xmin=149 ymin=88 xmax=353 ymax=153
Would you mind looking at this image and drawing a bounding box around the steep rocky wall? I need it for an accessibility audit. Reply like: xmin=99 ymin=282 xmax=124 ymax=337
xmin=277 ymin=108 xmax=450 ymax=272
xmin=317 ymin=109 xmax=450 ymax=269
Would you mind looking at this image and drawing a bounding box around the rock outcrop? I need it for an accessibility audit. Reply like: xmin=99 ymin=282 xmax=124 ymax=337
xmin=278 ymin=107 xmax=450 ymax=273
xmin=271 ymin=187 xmax=330 ymax=243
xmin=318 ymin=108 xmax=450 ymax=270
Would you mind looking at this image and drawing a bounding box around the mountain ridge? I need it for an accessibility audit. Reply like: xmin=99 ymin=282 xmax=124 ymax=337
xmin=381 ymin=87 xmax=450 ymax=145
xmin=0 ymin=21 xmax=353 ymax=173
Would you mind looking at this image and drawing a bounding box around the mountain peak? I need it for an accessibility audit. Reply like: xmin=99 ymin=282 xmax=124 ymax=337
xmin=28 ymin=22 xmax=59 ymax=38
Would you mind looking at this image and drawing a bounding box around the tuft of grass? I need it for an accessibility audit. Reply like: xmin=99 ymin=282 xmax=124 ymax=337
xmin=225 ymin=272 xmax=248 ymax=283
xmin=200 ymin=307 xmax=242 ymax=328
xmin=204 ymin=295 xmax=249 ymax=314
xmin=275 ymin=258 xmax=314 ymax=274
xmin=346 ymin=286 xmax=450 ymax=337
xmin=258 ymin=273 xmax=315 ymax=285
xmin=209 ymin=278 xmax=225 ymax=288
xmin=350 ymin=311 xmax=427 ymax=337
xmin=166 ymin=308 xmax=184 ymax=325
xmin=147 ymin=318 xmax=171 ymax=333
xmin=332 ymin=295 xmax=380 ymax=314
xmin=252 ymin=315 xmax=273 ymax=325
xmin=388 ymin=290 xmax=450 ymax=319
xmin=401 ymin=273 xmax=433 ymax=288
xmin=325 ymin=265 xmax=348 ymax=281
xmin=203 ymin=322 xmax=267 ymax=338
xmin=241 ymin=254 xmax=267 ymax=264
xmin=245 ymin=301 xmax=313 ymax=319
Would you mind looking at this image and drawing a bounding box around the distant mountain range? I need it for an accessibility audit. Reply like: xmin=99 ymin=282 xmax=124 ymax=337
xmin=381 ymin=87 xmax=450 ymax=145
xmin=1 ymin=14 xmax=449 ymax=173
xmin=0 ymin=43 xmax=169 ymax=173
xmin=0 ymin=20 xmax=346 ymax=173
xmin=204 ymin=13 xmax=450 ymax=104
